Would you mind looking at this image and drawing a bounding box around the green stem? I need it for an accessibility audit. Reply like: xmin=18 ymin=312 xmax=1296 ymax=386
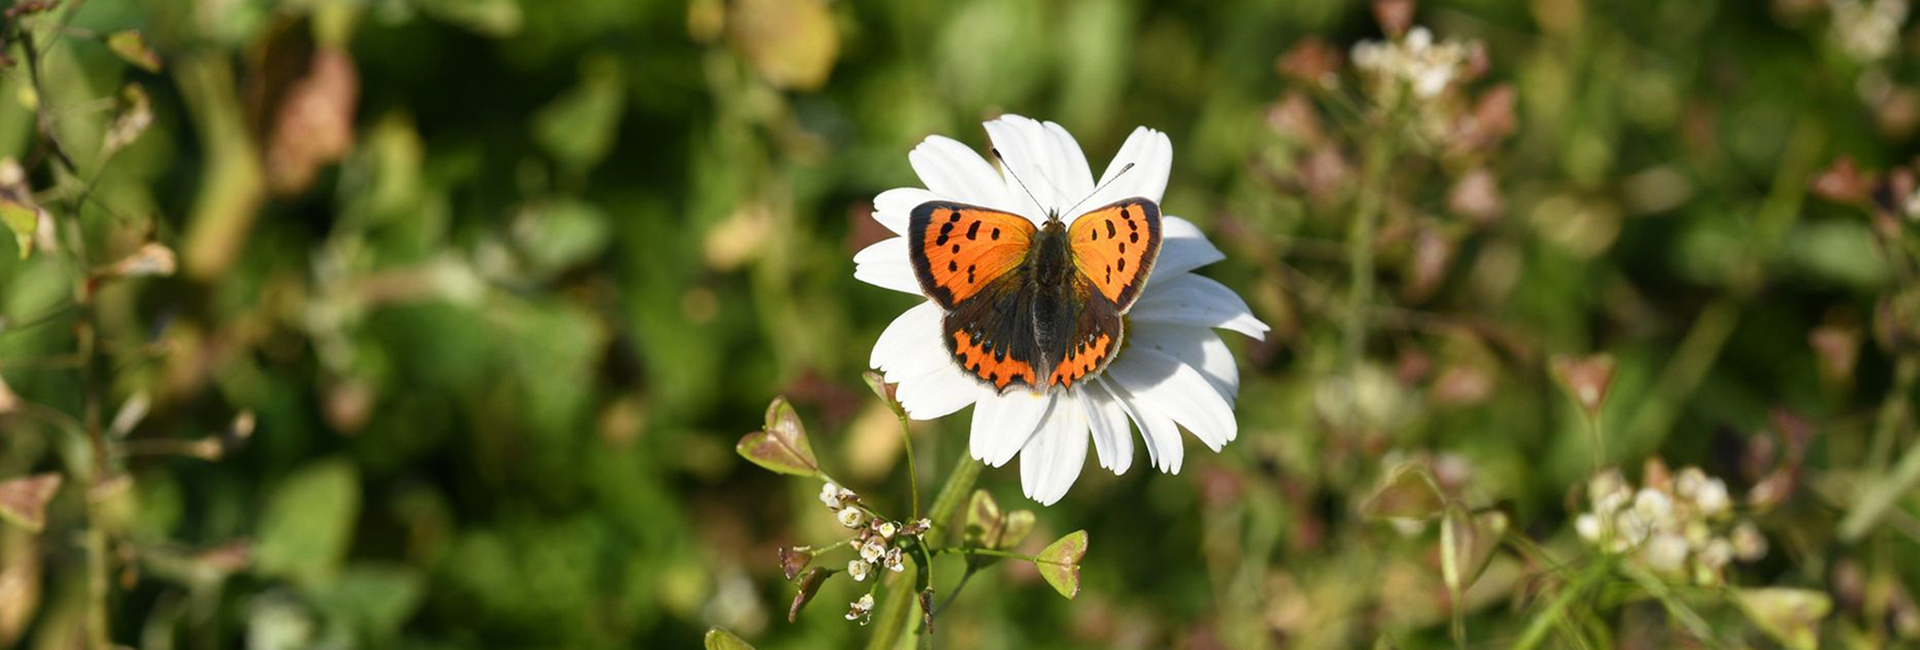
xmin=1620 ymin=564 xmax=1721 ymax=647
xmin=896 ymin=412 xmax=920 ymax=521
xmin=1345 ymin=125 xmax=1393 ymax=376
xmin=1513 ymin=563 xmax=1609 ymax=650
xmin=928 ymin=546 xmax=1041 ymax=563
xmin=1841 ymin=428 xmax=1920 ymax=541
xmin=1867 ymin=354 xmax=1918 ymax=474
xmin=865 ymin=454 xmax=981 ymax=650
xmin=1585 ymin=412 xmax=1605 ymax=472
xmin=924 ymin=455 xmax=979 ymax=546
xmin=1622 ymin=299 xmax=1739 ymax=457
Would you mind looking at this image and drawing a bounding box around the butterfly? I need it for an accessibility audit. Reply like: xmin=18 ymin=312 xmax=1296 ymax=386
xmin=907 ymin=152 xmax=1162 ymax=394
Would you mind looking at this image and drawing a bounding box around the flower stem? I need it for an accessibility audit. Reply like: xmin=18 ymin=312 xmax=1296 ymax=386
xmin=924 ymin=454 xmax=980 ymax=546
xmin=1345 ymin=118 xmax=1393 ymax=377
xmin=1512 ymin=562 xmax=1610 ymax=650
xmin=864 ymin=453 xmax=981 ymax=650
xmin=895 ymin=411 xmax=920 ymax=521
xmin=928 ymin=546 xmax=1042 ymax=563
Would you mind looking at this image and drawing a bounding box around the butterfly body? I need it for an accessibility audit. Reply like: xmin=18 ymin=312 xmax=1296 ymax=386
xmin=907 ymin=198 xmax=1161 ymax=395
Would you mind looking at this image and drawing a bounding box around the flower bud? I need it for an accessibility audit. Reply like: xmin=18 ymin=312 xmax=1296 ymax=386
xmin=778 ymin=546 xmax=813 ymax=581
xmin=1731 ymin=521 xmax=1768 ymax=562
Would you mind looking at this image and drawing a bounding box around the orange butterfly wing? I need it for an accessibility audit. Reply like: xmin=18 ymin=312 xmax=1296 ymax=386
xmin=908 ymin=202 xmax=1037 ymax=309
xmin=1067 ymin=198 xmax=1162 ymax=312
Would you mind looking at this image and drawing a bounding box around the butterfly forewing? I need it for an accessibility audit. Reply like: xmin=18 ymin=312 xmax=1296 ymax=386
xmin=1066 ymin=198 xmax=1161 ymax=312
xmin=907 ymin=202 xmax=1037 ymax=310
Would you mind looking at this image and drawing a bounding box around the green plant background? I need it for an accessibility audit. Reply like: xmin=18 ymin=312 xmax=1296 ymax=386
xmin=1 ymin=0 xmax=1916 ymax=648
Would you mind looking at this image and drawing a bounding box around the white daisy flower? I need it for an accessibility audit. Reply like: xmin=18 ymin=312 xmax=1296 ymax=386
xmin=855 ymin=114 xmax=1268 ymax=505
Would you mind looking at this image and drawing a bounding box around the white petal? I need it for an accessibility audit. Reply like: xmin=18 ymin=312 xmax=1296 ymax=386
xmin=984 ymin=116 xmax=1063 ymax=221
xmin=1151 ymin=215 xmax=1226 ymax=280
xmin=1129 ymin=273 xmax=1269 ymax=340
xmin=969 ymin=389 xmax=1053 ymax=467
xmin=1043 ymin=122 xmax=1095 ymax=202
xmin=1080 ymin=383 xmax=1134 ymax=474
xmin=1019 ymin=395 xmax=1090 ymax=505
xmin=1088 ymin=127 xmax=1172 ymax=208
xmin=1099 ymin=375 xmax=1183 ymax=473
xmin=1107 ymin=345 xmax=1238 ymax=451
xmin=853 ymin=238 xmax=922 ymax=295
xmin=1128 ymin=322 xmax=1239 ymax=404
xmin=873 ymin=188 xmax=938 ymax=235
xmin=870 ymin=301 xmax=946 ymax=378
xmin=893 ymin=362 xmax=978 ymax=420
xmin=909 ymin=136 xmax=1012 ymax=210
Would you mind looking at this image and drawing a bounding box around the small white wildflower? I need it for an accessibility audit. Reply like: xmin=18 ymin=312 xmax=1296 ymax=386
xmin=884 ymin=547 xmax=905 ymax=573
xmin=859 ymin=539 xmax=885 ymax=563
xmin=874 ymin=520 xmax=897 ymax=540
xmin=1641 ymin=533 xmax=1690 ymax=573
xmin=847 ymin=559 xmax=872 ymax=582
xmin=1693 ymin=477 xmax=1731 ymax=518
xmin=1633 ymin=488 xmax=1674 ymax=522
xmin=1731 ymin=521 xmax=1768 ymax=562
xmin=846 ymin=593 xmax=875 ymax=623
xmin=820 ymin=482 xmax=846 ymax=509
xmin=1699 ymin=537 xmax=1734 ymax=570
xmin=1575 ymin=513 xmax=1603 ymax=542
xmin=1589 ymin=468 xmax=1631 ymax=514
xmin=1674 ymin=467 xmax=1706 ymax=500
xmin=838 ymin=506 xmax=865 ymax=529
xmin=1614 ymin=510 xmax=1652 ymax=551
xmin=1684 ymin=520 xmax=1713 ymax=550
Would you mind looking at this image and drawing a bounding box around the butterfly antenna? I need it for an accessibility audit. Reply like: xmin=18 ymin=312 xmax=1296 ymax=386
xmin=1061 ymin=162 xmax=1135 ymax=217
xmin=991 ymin=147 xmax=1051 ymax=216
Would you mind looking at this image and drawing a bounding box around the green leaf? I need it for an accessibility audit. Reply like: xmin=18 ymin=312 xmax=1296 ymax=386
xmin=415 ymin=0 xmax=523 ymax=37
xmin=0 ymin=473 xmax=62 ymax=533
xmin=1735 ymin=588 xmax=1831 ymax=650
xmin=254 ymin=459 xmax=361 ymax=584
xmin=513 ymin=199 xmax=611 ymax=276
xmin=0 ymin=157 xmax=41 ymax=260
xmin=309 ymin=564 xmax=426 ymax=642
xmin=1359 ymin=462 xmax=1446 ymax=520
xmin=963 ymin=490 xmax=1036 ymax=554
xmin=735 ymin=396 xmax=821 ymax=477
xmin=106 ymin=30 xmax=163 ymax=72
xmin=704 ymin=627 xmax=756 ymax=650
xmin=531 ymin=53 xmax=624 ymax=171
xmin=862 ymin=371 xmax=905 ymax=419
xmin=963 ymin=489 xmax=1000 ymax=546
xmin=1036 ymin=530 xmax=1088 ymax=600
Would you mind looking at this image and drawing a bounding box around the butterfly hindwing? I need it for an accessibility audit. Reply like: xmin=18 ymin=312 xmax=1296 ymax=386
xmin=1066 ymin=198 xmax=1161 ymax=312
xmin=908 ymin=202 xmax=1037 ymax=310
xmin=1041 ymin=275 xmax=1123 ymax=389
xmin=943 ymin=272 xmax=1046 ymax=392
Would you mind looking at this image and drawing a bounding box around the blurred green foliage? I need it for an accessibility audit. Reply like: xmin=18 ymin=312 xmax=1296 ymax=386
xmin=2 ymin=0 xmax=1920 ymax=648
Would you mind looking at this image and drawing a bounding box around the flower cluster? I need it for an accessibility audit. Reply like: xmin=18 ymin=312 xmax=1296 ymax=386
xmin=1575 ymin=463 xmax=1768 ymax=585
xmin=1350 ymin=27 xmax=1478 ymax=104
xmin=1830 ymin=0 xmax=1909 ymax=63
xmin=817 ymin=482 xmax=930 ymax=624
